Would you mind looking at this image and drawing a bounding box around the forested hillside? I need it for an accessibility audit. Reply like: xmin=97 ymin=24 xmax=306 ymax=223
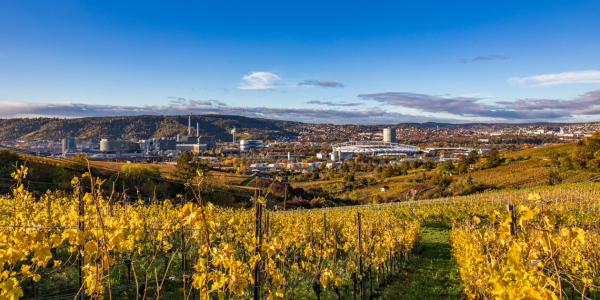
xmin=0 ymin=115 xmax=300 ymax=141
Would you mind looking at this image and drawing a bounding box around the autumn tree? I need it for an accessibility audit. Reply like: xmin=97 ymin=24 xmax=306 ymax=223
xmin=173 ymin=151 xmax=210 ymax=182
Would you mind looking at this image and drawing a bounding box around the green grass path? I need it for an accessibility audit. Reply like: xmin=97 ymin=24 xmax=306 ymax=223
xmin=239 ymin=177 xmax=254 ymax=186
xmin=378 ymin=224 xmax=465 ymax=300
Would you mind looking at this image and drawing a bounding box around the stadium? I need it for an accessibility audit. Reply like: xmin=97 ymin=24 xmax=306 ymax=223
xmin=331 ymin=141 xmax=421 ymax=159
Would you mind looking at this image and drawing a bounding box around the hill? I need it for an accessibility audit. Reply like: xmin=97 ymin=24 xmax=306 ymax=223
xmin=0 ymin=115 xmax=300 ymax=141
xmin=505 ymin=143 xmax=576 ymax=158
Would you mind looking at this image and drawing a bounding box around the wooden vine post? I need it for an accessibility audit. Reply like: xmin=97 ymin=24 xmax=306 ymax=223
xmin=78 ymin=179 xmax=86 ymax=300
xmin=253 ymin=189 xmax=262 ymax=300
xmin=358 ymin=212 xmax=365 ymax=300
xmin=507 ymin=204 xmax=517 ymax=236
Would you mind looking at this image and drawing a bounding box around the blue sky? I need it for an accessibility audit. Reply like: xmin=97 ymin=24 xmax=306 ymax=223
xmin=1 ymin=0 xmax=600 ymax=124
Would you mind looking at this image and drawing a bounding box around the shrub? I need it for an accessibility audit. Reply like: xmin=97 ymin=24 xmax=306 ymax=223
xmin=310 ymin=197 xmax=336 ymax=208
xmin=121 ymin=164 xmax=161 ymax=178
xmin=373 ymin=194 xmax=383 ymax=204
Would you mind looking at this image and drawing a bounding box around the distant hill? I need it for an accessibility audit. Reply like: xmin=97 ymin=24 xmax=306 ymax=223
xmin=406 ymin=121 xmax=583 ymax=129
xmin=0 ymin=115 xmax=301 ymax=141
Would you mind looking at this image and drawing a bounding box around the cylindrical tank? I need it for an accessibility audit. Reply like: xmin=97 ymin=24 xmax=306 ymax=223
xmin=383 ymin=128 xmax=396 ymax=143
xmin=100 ymin=140 xmax=137 ymax=152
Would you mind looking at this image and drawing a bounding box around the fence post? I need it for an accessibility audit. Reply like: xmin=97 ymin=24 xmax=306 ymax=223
xmin=323 ymin=212 xmax=327 ymax=241
xmin=78 ymin=179 xmax=86 ymax=300
xmin=507 ymin=204 xmax=516 ymax=236
xmin=181 ymin=196 xmax=188 ymax=299
xmin=358 ymin=212 xmax=365 ymax=300
xmin=254 ymin=189 xmax=262 ymax=300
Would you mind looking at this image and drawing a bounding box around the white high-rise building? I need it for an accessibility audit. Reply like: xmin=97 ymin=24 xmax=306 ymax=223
xmin=383 ymin=128 xmax=396 ymax=143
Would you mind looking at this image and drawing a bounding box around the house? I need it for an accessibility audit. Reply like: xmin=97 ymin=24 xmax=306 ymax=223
xmin=439 ymin=156 xmax=459 ymax=162
xmin=250 ymin=172 xmax=275 ymax=179
xmin=381 ymin=186 xmax=389 ymax=192
xmin=316 ymin=153 xmax=329 ymax=159
xmin=286 ymin=162 xmax=304 ymax=169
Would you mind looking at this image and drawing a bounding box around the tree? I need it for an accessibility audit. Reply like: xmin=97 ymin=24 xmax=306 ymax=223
xmin=342 ymin=163 xmax=350 ymax=172
xmin=467 ymin=150 xmax=480 ymax=164
xmin=173 ymin=151 xmax=210 ymax=182
xmin=547 ymin=170 xmax=562 ymax=186
xmin=571 ymin=145 xmax=592 ymax=168
xmin=412 ymin=159 xmax=423 ymax=169
xmin=425 ymin=158 xmax=436 ymax=169
xmin=380 ymin=168 xmax=391 ymax=179
xmin=438 ymin=160 xmax=455 ymax=173
xmin=343 ymin=174 xmax=355 ymax=183
xmin=485 ymin=148 xmax=501 ymax=168
xmin=50 ymin=163 xmax=68 ymax=183
xmin=358 ymin=177 xmax=368 ymax=186
xmin=466 ymin=173 xmax=472 ymax=186
xmin=373 ymin=194 xmax=383 ymax=204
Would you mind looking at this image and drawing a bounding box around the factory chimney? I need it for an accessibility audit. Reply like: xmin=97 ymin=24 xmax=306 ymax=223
xmin=230 ymin=126 xmax=236 ymax=145
xmin=188 ymin=112 xmax=191 ymax=136
xmin=197 ymin=122 xmax=199 ymax=137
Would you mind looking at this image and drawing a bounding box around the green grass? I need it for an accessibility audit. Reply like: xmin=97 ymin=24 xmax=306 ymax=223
xmin=376 ymin=223 xmax=465 ymax=300
xmin=239 ymin=177 xmax=254 ymax=186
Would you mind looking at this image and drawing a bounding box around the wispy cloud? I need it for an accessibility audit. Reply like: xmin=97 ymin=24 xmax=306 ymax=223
xmin=241 ymin=107 xmax=454 ymax=124
xmin=208 ymin=99 xmax=227 ymax=106
xmin=299 ymin=79 xmax=344 ymax=88
xmin=508 ymin=70 xmax=600 ymax=86
xmin=305 ymin=100 xmax=362 ymax=107
xmin=168 ymin=97 xmax=213 ymax=106
xmin=498 ymin=89 xmax=600 ymax=115
xmin=359 ymin=90 xmax=600 ymax=120
xmin=460 ymin=54 xmax=513 ymax=64
xmin=0 ymin=100 xmax=457 ymax=124
xmin=239 ymin=72 xmax=281 ymax=90
xmin=6 ymin=89 xmax=600 ymax=123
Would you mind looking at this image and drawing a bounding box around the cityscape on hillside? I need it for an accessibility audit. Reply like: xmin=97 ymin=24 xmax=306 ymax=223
xmin=2 ymin=117 xmax=598 ymax=159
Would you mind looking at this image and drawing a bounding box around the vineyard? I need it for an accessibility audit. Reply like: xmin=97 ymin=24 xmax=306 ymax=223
xmin=506 ymin=143 xmax=576 ymax=158
xmin=453 ymin=159 xmax=596 ymax=189
xmin=0 ymin=168 xmax=421 ymax=300
xmin=3 ymin=165 xmax=600 ymax=299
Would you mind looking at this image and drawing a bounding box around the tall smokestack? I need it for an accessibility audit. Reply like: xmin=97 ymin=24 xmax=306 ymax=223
xmin=242 ymin=107 xmax=244 ymax=116
xmin=188 ymin=112 xmax=191 ymax=136
xmin=197 ymin=122 xmax=199 ymax=137
xmin=219 ymin=103 xmax=221 ymax=115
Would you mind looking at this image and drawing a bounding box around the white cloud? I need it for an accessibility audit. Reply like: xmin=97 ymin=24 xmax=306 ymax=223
xmin=239 ymin=72 xmax=281 ymax=90
xmin=508 ymin=70 xmax=600 ymax=86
